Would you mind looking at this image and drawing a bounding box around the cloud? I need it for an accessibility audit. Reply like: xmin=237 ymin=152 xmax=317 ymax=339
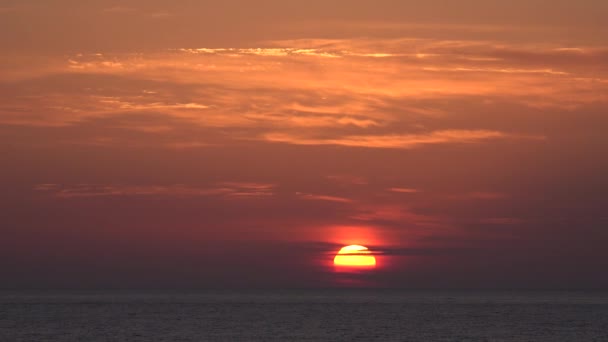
xmin=477 ymin=218 xmax=524 ymax=225
xmin=102 ymin=7 xmax=173 ymax=19
xmin=443 ymin=192 xmax=508 ymax=200
xmin=326 ymin=175 xmax=368 ymax=185
xmin=296 ymin=193 xmax=354 ymax=203
xmin=0 ymin=37 xmax=602 ymax=152
xmin=0 ymin=5 xmax=36 ymax=14
xmin=263 ymin=130 xmax=517 ymax=149
xmin=350 ymin=204 xmax=445 ymax=229
xmin=388 ymin=187 xmax=420 ymax=193
xmin=102 ymin=6 xmax=137 ymax=13
xmin=34 ymin=182 xmax=275 ymax=199
xmin=148 ymin=12 xmax=172 ymax=19
xmin=371 ymin=246 xmax=481 ymax=257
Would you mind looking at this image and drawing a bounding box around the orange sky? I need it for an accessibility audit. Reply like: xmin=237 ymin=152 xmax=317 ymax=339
xmin=1 ymin=0 xmax=607 ymax=289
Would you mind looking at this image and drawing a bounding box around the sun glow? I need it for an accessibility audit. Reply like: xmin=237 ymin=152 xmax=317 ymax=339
xmin=333 ymin=245 xmax=377 ymax=267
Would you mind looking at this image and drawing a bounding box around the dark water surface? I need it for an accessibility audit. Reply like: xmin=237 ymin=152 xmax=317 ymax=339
xmin=1 ymin=290 xmax=607 ymax=341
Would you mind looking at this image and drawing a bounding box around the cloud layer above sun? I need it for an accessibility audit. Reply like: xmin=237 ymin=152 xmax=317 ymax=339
xmin=3 ymin=38 xmax=605 ymax=150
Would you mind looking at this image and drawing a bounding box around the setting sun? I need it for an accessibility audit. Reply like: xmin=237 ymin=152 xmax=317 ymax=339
xmin=333 ymin=245 xmax=377 ymax=267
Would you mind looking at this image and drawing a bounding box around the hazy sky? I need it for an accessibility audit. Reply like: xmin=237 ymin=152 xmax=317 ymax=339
xmin=1 ymin=0 xmax=607 ymax=289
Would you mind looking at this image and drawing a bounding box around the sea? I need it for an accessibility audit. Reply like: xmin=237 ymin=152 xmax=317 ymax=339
xmin=1 ymin=290 xmax=607 ymax=341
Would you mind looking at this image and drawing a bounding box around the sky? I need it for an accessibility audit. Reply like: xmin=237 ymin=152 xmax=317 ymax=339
xmin=1 ymin=0 xmax=608 ymax=289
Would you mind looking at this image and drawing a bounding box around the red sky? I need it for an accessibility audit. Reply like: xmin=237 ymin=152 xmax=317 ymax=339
xmin=1 ymin=0 xmax=608 ymax=289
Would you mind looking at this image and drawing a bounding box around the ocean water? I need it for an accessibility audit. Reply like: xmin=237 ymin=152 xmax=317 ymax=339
xmin=1 ymin=290 xmax=607 ymax=341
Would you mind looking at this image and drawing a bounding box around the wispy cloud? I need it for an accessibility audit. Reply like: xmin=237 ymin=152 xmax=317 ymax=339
xmin=326 ymin=175 xmax=368 ymax=186
xmin=102 ymin=6 xmax=173 ymax=19
xmin=34 ymin=182 xmax=275 ymax=199
xmin=388 ymin=187 xmax=420 ymax=193
xmin=0 ymin=5 xmax=36 ymax=13
xmin=0 ymin=37 xmax=602 ymax=151
xmin=148 ymin=11 xmax=172 ymax=19
xmin=477 ymin=218 xmax=524 ymax=225
xmin=102 ymin=6 xmax=137 ymax=13
xmin=350 ymin=204 xmax=445 ymax=229
xmin=263 ymin=130 xmax=518 ymax=149
xmin=443 ymin=192 xmax=508 ymax=200
xmin=296 ymin=193 xmax=354 ymax=203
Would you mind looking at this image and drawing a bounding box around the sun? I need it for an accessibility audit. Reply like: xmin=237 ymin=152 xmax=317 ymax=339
xmin=333 ymin=245 xmax=376 ymax=268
